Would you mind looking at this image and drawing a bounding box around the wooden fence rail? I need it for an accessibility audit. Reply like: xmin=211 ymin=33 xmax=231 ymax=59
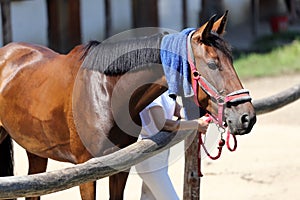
xmin=253 ymin=83 xmax=300 ymax=115
xmin=0 ymin=83 xmax=299 ymax=199
xmin=0 ymin=129 xmax=196 ymax=199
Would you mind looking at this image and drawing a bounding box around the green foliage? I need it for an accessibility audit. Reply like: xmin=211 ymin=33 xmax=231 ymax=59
xmin=234 ymin=32 xmax=300 ymax=79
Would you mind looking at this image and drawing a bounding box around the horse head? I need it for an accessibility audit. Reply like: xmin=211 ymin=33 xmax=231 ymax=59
xmin=190 ymin=11 xmax=256 ymax=135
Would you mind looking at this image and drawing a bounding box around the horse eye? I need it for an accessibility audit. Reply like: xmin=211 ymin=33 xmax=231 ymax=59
xmin=207 ymin=60 xmax=218 ymax=70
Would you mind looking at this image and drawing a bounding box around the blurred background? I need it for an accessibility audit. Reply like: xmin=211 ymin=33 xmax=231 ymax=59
xmin=1 ymin=0 xmax=300 ymax=78
xmin=3 ymin=1 xmax=299 ymax=199
xmin=0 ymin=1 xmax=298 ymax=49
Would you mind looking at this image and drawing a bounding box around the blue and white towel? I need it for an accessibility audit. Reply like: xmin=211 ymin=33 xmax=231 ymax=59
xmin=160 ymin=28 xmax=196 ymax=98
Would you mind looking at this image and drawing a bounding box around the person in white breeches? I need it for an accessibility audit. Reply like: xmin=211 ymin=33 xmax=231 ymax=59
xmin=135 ymin=92 xmax=209 ymax=200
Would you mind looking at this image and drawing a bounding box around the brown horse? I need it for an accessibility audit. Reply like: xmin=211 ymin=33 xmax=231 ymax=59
xmin=0 ymin=12 xmax=256 ymax=200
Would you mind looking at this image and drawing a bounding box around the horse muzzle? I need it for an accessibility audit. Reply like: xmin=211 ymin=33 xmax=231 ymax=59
xmin=224 ymin=101 xmax=257 ymax=135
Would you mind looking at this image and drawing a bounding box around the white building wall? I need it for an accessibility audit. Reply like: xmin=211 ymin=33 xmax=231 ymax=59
xmin=158 ymin=0 xmax=182 ymax=30
xmin=0 ymin=0 xmax=47 ymax=46
xmin=81 ymin=0 xmax=132 ymax=43
xmin=110 ymin=0 xmax=132 ymax=34
xmin=1 ymin=0 xmax=282 ymax=48
xmin=224 ymin=0 xmax=251 ymax=26
xmin=80 ymin=0 xmax=105 ymax=42
xmin=0 ymin=0 xmax=208 ymax=47
xmin=223 ymin=0 xmax=288 ymax=26
xmin=0 ymin=0 xmax=133 ymax=46
xmin=187 ymin=0 xmax=202 ymax=27
xmin=158 ymin=0 xmax=202 ymax=31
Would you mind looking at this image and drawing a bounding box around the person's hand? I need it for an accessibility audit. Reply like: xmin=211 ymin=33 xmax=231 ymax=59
xmin=195 ymin=116 xmax=210 ymax=134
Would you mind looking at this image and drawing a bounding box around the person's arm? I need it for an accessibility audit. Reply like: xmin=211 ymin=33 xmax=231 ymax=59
xmin=148 ymin=106 xmax=209 ymax=134
xmin=173 ymin=101 xmax=182 ymax=120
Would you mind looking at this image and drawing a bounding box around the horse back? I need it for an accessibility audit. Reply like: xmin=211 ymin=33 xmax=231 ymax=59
xmin=0 ymin=42 xmax=88 ymax=163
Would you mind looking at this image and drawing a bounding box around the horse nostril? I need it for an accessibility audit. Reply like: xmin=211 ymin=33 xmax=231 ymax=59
xmin=240 ymin=113 xmax=250 ymax=127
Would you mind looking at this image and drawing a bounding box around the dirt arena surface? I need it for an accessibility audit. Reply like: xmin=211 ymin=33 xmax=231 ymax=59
xmin=13 ymin=74 xmax=300 ymax=199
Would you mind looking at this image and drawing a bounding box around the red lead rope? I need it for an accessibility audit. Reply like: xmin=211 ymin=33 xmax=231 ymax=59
xmin=197 ymin=115 xmax=237 ymax=177
xmin=226 ymin=129 xmax=237 ymax=152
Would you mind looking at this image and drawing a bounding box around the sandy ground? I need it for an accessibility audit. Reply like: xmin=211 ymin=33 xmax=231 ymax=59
xmin=13 ymin=74 xmax=300 ymax=200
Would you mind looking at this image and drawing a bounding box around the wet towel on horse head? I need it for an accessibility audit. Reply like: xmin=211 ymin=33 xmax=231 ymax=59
xmin=160 ymin=28 xmax=203 ymax=120
xmin=160 ymin=28 xmax=196 ymax=98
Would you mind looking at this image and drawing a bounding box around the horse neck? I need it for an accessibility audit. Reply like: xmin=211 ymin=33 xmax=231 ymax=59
xmin=79 ymin=33 xmax=167 ymax=115
xmin=71 ymin=63 xmax=167 ymax=154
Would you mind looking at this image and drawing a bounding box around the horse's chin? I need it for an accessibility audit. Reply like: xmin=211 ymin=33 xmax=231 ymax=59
xmin=226 ymin=115 xmax=256 ymax=135
xmin=228 ymin=127 xmax=250 ymax=135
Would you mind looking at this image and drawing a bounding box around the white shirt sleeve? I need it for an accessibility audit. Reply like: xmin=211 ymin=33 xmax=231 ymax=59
xmin=139 ymin=92 xmax=176 ymax=139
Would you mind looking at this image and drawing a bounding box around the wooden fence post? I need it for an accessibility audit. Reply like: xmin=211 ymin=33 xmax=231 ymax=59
xmin=1 ymin=0 xmax=12 ymax=45
xmin=183 ymin=135 xmax=201 ymax=200
xmin=46 ymin=0 xmax=81 ymax=53
xmin=182 ymin=99 xmax=203 ymax=200
xmin=104 ymin=0 xmax=112 ymax=38
xmin=131 ymin=0 xmax=158 ymax=27
xmin=182 ymin=0 xmax=187 ymax=28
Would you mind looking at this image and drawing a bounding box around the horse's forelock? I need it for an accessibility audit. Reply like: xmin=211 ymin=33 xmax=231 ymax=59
xmin=202 ymin=34 xmax=233 ymax=62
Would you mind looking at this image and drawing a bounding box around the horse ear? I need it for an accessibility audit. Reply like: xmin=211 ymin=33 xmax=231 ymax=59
xmin=192 ymin=14 xmax=217 ymax=43
xmin=213 ymin=10 xmax=228 ymax=36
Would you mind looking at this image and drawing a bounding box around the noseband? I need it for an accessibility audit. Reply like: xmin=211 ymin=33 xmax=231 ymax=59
xmin=191 ymin=70 xmax=251 ymax=127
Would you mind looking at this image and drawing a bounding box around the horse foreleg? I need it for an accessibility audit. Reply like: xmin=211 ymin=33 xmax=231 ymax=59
xmin=25 ymin=151 xmax=48 ymax=200
xmin=109 ymin=171 xmax=129 ymax=200
xmin=79 ymin=181 xmax=96 ymax=200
